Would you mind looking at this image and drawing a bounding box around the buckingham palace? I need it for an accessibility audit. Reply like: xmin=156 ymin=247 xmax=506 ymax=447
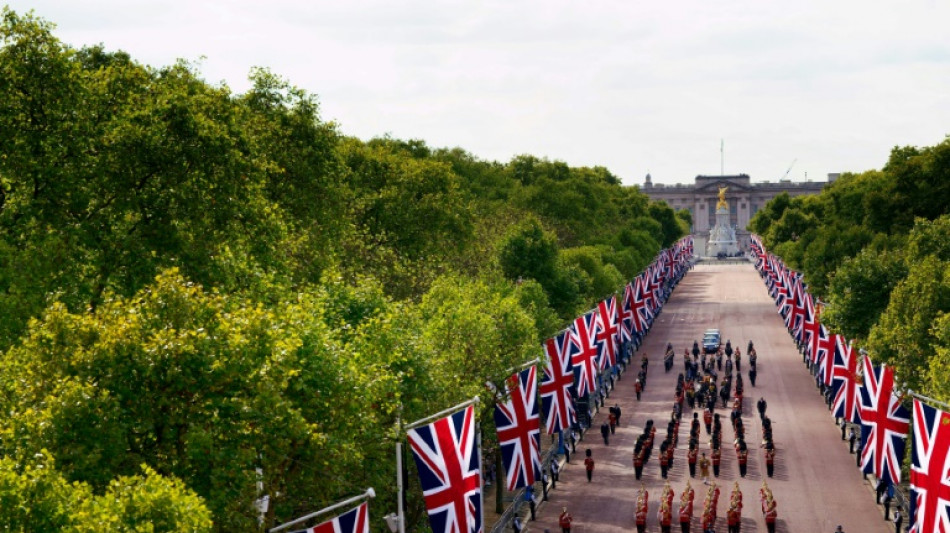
xmin=639 ymin=173 xmax=836 ymax=251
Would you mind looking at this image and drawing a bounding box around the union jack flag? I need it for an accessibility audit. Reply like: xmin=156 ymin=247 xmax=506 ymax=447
xmin=831 ymin=337 xmax=860 ymax=423
xmin=818 ymin=332 xmax=842 ymax=386
xmin=637 ymin=274 xmax=657 ymax=323
xmin=294 ymin=502 xmax=369 ymax=533
xmin=408 ymin=405 xmax=482 ymax=533
xmin=858 ymin=355 xmax=909 ymax=485
xmin=909 ymin=399 xmax=950 ymax=533
xmin=775 ymin=281 xmax=792 ymax=318
xmin=595 ymin=296 xmax=620 ymax=369
xmin=541 ymin=332 xmax=576 ymax=434
xmin=494 ymin=366 xmax=542 ymax=491
xmin=813 ymin=324 xmax=836 ymax=373
xmin=619 ymin=282 xmax=637 ymax=343
xmin=800 ymin=293 xmax=821 ymax=360
xmin=570 ymin=311 xmax=600 ymax=397
xmin=633 ymin=276 xmax=654 ymax=329
xmin=788 ymin=280 xmax=808 ymax=341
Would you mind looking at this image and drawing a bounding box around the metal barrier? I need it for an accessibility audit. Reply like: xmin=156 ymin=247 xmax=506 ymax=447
xmin=489 ymin=447 xmax=560 ymax=533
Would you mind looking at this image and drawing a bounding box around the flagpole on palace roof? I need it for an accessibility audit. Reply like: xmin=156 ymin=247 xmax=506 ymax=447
xmin=268 ymin=487 xmax=375 ymax=533
xmin=907 ymin=390 xmax=950 ymax=411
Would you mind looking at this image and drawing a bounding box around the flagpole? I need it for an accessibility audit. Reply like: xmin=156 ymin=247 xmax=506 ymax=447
xmin=907 ymin=389 xmax=950 ymax=411
xmin=395 ymin=411 xmax=406 ymax=533
xmin=477 ymin=419 xmax=485 ymax=532
xmin=505 ymin=358 xmax=541 ymax=375
xmin=268 ymin=488 xmax=375 ymax=533
xmin=405 ymin=396 xmax=481 ymax=431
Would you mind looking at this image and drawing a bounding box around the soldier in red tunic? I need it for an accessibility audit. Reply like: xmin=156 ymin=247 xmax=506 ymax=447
xmin=687 ymin=445 xmax=698 ymax=478
xmin=659 ymin=500 xmax=673 ymax=533
xmin=679 ymin=481 xmax=694 ymax=533
xmin=711 ymin=446 xmax=722 ymax=478
xmin=736 ymin=440 xmax=749 ymax=478
xmin=727 ymin=503 xmax=740 ymax=533
xmin=634 ymin=449 xmax=645 ymax=480
xmin=558 ymin=506 xmax=573 ymax=533
xmin=635 ymin=485 xmax=649 ymax=533
xmin=763 ymin=498 xmax=777 ymax=533
xmin=727 ymin=482 xmax=743 ymax=533
xmin=764 ymin=442 xmax=775 ymax=478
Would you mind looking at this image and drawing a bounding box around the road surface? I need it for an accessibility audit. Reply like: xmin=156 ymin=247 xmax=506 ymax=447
xmin=529 ymin=262 xmax=889 ymax=533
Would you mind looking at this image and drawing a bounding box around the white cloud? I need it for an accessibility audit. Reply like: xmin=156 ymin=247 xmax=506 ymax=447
xmin=6 ymin=0 xmax=950 ymax=185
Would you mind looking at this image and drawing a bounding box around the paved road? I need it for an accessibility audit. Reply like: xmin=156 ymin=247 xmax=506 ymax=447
xmin=530 ymin=263 xmax=890 ymax=533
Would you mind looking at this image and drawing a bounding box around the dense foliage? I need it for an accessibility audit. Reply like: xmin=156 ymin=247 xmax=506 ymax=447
xmin=749 ymin=135 xmax=950 ymax=401
xmin=0 ymin=10 xmax=686 ymax=531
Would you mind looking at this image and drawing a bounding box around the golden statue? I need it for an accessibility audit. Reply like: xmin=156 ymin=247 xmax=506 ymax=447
xmin=716 ymin=185 xmax=729 ymax=210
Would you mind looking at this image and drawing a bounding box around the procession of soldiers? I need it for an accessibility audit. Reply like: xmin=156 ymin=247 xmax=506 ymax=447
xmin=538 ymin=335 xmax=780 ymax=533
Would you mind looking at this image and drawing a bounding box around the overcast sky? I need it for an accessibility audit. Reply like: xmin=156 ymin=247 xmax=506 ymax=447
xmin=8 ymin=1 xmax=950 ymax=186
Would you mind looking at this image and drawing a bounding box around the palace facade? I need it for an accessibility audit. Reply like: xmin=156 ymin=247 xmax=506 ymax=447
xmin=640 ymin=173 xmax=836 ymax=251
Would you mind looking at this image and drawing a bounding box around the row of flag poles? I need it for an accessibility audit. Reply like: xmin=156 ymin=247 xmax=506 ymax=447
xmin=751 ymin=235 xmax=950 ymax=533
xmin=270 ymin=237 xmax=693 ymax=533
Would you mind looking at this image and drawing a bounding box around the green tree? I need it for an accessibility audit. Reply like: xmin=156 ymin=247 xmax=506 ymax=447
xmin=866 ymin=256 xmax=950 ymax=391
xmin=823 ymin=247 xmax=907 ymax=341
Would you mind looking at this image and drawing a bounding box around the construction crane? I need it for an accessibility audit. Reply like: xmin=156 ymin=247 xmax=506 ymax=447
xmin=781 ymin=158 xmax=797 ymax=181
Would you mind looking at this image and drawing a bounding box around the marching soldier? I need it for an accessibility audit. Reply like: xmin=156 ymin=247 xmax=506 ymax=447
xmin=635 ymin=485 xmax=649 ymax=533
xmin=679 ymin=481 xmax=695 ymax=533
xmin=727 ymin=502 xmax=740 ymax=533
xmin=634 ymin=449 xmax=645 ymax=480
xmin=764 ymin=442 xmax=775 ymax=478
xmin=764 ymin=498 xmax=777 ymax=533
xmin=687 ymin=444 xmax=698 ymax=478
xmin=659 ymin=500 xmax=673 ymax=533
xmin=660 ymin=440 xmax=670 ymax=479
xmin=728 ymin=482 xmax=743 ymax=533
xmin=711 ymin=445 xmax=722 ymax=478
xmin=736 ymin=440 xmax=749 ymax=478
xmin=559 ymin=506 xmax=573 ymax=533
xmin=667 ymin=434 xmax=676 ymax=469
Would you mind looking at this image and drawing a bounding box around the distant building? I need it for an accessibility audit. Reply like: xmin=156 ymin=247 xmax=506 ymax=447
xmin=640 ymin=173 xmax=834 ymax=251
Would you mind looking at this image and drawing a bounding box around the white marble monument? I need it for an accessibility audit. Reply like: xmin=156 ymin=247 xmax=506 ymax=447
xmin=706 ymin=185 xmax=740 ymax=257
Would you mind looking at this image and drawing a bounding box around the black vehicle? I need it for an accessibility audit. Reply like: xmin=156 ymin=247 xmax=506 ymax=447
xmin=702 ymin=329 xmax=721 ymax=354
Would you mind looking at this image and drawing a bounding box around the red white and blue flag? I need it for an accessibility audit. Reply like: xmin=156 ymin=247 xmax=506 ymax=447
xmin=858 ymin=355 xmax=909 ymax=485
xmin=909 ymin=398 xmax=950 ymax=533
xmin=595 ymin=296 xmax=620 ymax=369
xmin=494 ymin=366 xmax=542 ymax=491
xmin=570 ymin=311 xmax=600 ymax=397
xmin=293 ymin=502 xmax=369 ymax=533
xmin=541 ymin=332 xmax=576 ymax=435
xmin=638 ymin=272 xmax=658 ymax=318
xmin=619 ymin=282 xmax=638 ymax=342
xmin=408 ymin=405 xmax=482 ymax=533
xmin=801 ymin=293 xmax=822 ymax=361
xmin=813 ymin=325 xmax=836 ymax=377
xmin=634 ymin=276 xmax=654 ymax=330
xmin=831 ymin=337 xmax=860 ymax=423
xmin=788 ymin=279 xmax=808 ymax=341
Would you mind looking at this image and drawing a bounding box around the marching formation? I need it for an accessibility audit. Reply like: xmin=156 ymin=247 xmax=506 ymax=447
xmin=535 ymin=312 xmax=779 ymax=531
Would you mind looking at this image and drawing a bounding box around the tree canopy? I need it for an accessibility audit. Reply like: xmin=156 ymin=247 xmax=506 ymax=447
xmin=750 ymin=135 xmax=950 ymax=399
xmin=0 ymin=9 xmax=685 ymax=531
